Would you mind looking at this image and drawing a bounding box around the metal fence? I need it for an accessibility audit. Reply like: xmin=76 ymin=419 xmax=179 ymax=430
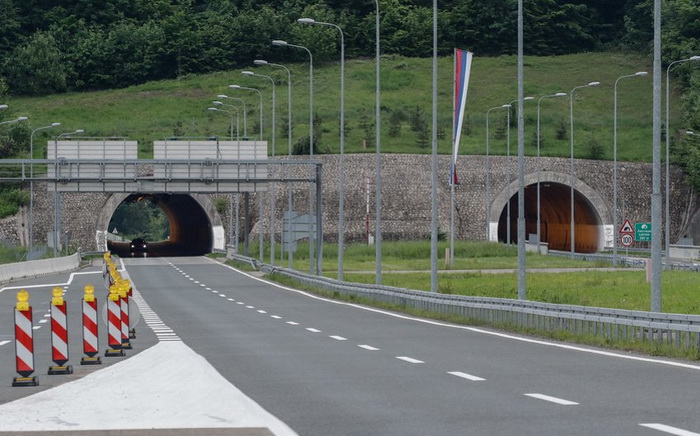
xmin=227 ymin=252 xmax=700 ymax=353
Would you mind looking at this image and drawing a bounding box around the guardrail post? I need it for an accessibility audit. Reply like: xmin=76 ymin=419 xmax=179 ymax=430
xmin=12 ymin=290 xmax=38 ymax=387
xmin=48 ymin=287 xmax=73 ymax=375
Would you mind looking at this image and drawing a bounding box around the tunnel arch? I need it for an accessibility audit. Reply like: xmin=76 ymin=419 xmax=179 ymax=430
xmin=95 ymin=193 xmax=225 ymax=254
xmin=489 ymin=171 xmax=611 ymax=253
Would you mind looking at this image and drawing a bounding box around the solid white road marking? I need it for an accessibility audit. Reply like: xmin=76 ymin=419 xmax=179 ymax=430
xmin=396 ymin=356 xmax=424 ymax=364
xmin=639 ymin=423 xmax=700 ymax=436
xmin=524 ymin=393 xmax=578 ymax=406
xmin=448 ymin=371 xmax=486 ymax=381
xmin=358 ymin=345 xmax=379 ymax=351
xmin=330 ymin=336 xmax=347 ymax=341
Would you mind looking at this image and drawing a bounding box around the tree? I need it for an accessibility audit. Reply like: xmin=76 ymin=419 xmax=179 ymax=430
xmin=3 ymin=32 xmax=67 ymax=95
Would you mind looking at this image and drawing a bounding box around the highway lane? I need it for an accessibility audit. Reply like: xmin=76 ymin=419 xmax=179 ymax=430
xmin=122 ymin=256 xmax=700 ymax=436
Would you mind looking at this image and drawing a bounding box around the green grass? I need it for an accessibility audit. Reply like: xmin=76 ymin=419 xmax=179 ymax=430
xmin=5 ymin=52 xmax=665 ymax=162
xmin=255 ymin=240 xmax=700 ymax=315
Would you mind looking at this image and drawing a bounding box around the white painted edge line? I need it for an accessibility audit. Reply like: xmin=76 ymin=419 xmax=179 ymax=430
xmin=306 ymin=328 xmax=321 ymax=333
xmin=524 ymin=393 xmax=578 ymax=406
xmin=639 ymin=423 xmax=700 ymax=436
xmin=330 ymin=336 xmax=347 ymax=341
xmin=0 ymin=270 xmax=102 ymax=294
xmin=448 ymin=371 xmax=485 ymax=381
xmin=358 ymin=345 xmax=379 ymax=351
xmin=396 ymin=356 xmax=424 ymax=364
xmin=207 ymin=258 xmax=700 ymax=372
xmin=0 ymin=340 xmax=10 ymax=346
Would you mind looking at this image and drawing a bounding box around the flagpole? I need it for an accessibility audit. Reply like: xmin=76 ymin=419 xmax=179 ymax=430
xmin=450 ymin=48 xmax=456 ymax=267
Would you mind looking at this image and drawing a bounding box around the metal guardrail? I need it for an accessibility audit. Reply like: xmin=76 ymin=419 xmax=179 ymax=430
xmin=225 ymin=254 xmax=700 ymax=352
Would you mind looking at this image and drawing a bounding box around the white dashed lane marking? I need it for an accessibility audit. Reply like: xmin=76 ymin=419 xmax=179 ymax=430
xmin=448 ymin=371 xmax=486 ymax=382
xmin=639 ymin=423 xmax=700 ymax=436
xmin=524 ymin=393 xmax=578 ymax=406
xmin=0 ymin=340 xmax=10 ymax=346
xmin=358 ymin=345 xmax=380 ymax=351
xmin=330 ymin=336 xmax=347 ymax=341
xmin=396 ymin=356 xmax=424 ymax=364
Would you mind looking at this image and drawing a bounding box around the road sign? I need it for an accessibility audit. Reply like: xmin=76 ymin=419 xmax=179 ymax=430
xmin=619 ymin=219 xmax=634 ymax=234
xmin=635 ymin=222 xmax=652 ymax=242
xmin=620 ymin=233 xmax=634 ymax=247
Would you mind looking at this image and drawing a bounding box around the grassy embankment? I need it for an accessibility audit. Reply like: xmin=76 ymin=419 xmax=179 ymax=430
xmin=8 ymin=51 xmax=665 ymax=163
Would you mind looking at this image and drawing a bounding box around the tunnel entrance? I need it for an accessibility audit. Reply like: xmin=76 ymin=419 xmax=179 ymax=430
xmin=497 ymin=182 xmax=602 ymax=253
xmin=105 ymin=193 xmax=215 ymax=257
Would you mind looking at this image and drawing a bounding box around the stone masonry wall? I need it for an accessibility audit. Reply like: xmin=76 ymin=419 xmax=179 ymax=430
xmin=1 ymin=154 xmax=696 ymax=250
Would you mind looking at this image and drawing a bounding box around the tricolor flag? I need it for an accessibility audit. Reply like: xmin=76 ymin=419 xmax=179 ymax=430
xmin=451 ymin=48 xmax=473 ymax=186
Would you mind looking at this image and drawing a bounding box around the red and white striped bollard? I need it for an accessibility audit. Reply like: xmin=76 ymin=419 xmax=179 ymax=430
xmin=105 ymin=284 xmax=125 ymax=357
xmin=12 ymin=290 xmax=38 ymax=387
xmin=81 ymin=284 xmax=102 ymax=365
xmin=49 ymin=287 xmax=73 ymax=375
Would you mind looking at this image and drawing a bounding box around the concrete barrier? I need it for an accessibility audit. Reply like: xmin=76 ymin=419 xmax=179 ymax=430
xmin=0 ymin=253 xmax=81 ymax=284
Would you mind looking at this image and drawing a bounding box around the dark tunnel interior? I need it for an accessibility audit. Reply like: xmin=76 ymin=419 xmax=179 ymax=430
xmin=107 ymin=194 xmax=213 ymax=257
xmin=498 ymin=182 xmax=601 ymax=253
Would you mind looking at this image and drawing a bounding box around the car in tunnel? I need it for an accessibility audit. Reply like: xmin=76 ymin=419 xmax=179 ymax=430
xmin=130 ymin=238 xmax=148 ymax=252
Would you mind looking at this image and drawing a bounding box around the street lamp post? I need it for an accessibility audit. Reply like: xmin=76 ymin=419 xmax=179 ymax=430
xmin=52 ymin=129 xmax=84 ymax=256
xmin=29 ymin=121 xmax=61 ymax=257
xmin=505 ymin=96 xmax=533 ymax=245
xmin=208 ymin=106 xmax=237 ymax=141
xmin=217 ymin=95 xmax=247 ymax=137
xmin=297 ymin=17 xmax=346 ymax=280
xmin=255 ymin=59 xmax=294 ymax=268
xmin=373 ymin=0 xmax=382 ymax=285
xmin=569 ymin=81 xmax=600 ymax=258
xmin=229 ymin=84 xmax=264 ymax=261
xmin=242 ymin=70 xmax=277 ymax=265
xmin=665 ymin=56 xmax=700 ymax=266
xmin=536 ymin=93 xmax=567 ymax=254
xmin=272 ymin=39 xmax=319 ymax=275
xmin=485 ymin=105 xmax=510 ymax=241
xmin=614 ymin=72 xmax=647 ymax=265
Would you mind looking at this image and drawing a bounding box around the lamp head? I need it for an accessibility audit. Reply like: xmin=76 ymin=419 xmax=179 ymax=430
xmin=588 ymin=81 xmax=600 ymax=86
xmin=229 ymin=84 xmax=241 ymax=89
xmin=523 ymin=96 xmax=534 ymax=101
xmin=502 ymin=104 xmax=511 ymax=108
xmin=635 ymin=71 xmax=648 ymax=76
xmin=297 ymin=18 xmax=315 ymax=24
xmin=555 ymin=92 xmax=567 ymax=97
xmin=0 ymin=104 xmax=7 ymax=110
xmin=272 ymin=40 xmax=288 ymax=47
xmin=75 ymin=129 xmax=84 ymax=134
xmin=217 ymin=94 xmax=228 ymax=98
xmin=17 ymin=116 xmax=28 ymax=121
xmin=207 ymin=107 xmax=218 ymax=111
xmin=690 ymin=55 xmax=700 ymax=61
xmin=212 ymin=101 xmax=223 ymax=105
xmin=687 ymin=131 xmax=696 ymax=136
xmin=254 ymin=60 xmax=268 ymax=66
xmin=241 ymin=70 xmax=254 ymax=76
xmin=51 ymin=122 xmax=61 ymax=127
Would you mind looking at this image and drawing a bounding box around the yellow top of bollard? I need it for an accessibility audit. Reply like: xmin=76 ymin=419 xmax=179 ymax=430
xmin=16 ymin=289 xmax=29 ymax=311
xmin=84 ymin=284 xmax=95 ymax=303
xmin=52 ymin=286 xmax=64 ymax=306
xmin=108 ymin=284 xmax=120 ymax=302
xmin=117 ymin=283 xmax=128 ymax=298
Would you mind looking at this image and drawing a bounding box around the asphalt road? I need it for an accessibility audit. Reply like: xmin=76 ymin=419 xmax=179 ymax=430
xmin=3 ymin=257 xmax=700 ymax=435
